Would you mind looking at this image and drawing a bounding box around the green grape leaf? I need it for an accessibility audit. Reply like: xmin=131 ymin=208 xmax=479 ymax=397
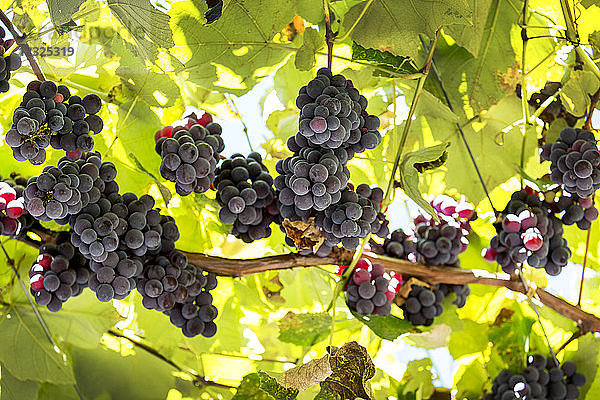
xmin=454 ymin=358 xmax=488 ymax=399
xmin=559 ymin=70 xmax=600 ymax=117
xmin=107 ymin=0 xmax=174 ymax=60
xmin=351 ymin=42 xmax=414 ymax=74
xmin=278 ymin=311 xmax=331 ymax=346
xmin=351 ymin=310 xmax=414 ymax=340
xmin=0 ymin=364 xmax=39 ymax=400
xmin=316 ymin=341 xmax=376 ymax=400
xmin=399 ymin=142 xmax=451 ymax=220
xmin=171 ymin=0 xmax=298 ymax=94
xmin=399 ymin=359 xmax=435 ymax=399
xmin=0 ymin=306 xmax=75 ymax=384
xmin=295 ymin=27 xmax=325 ymax=71
xmin=233 ymin=371 xmax=299 ymax=400
xmin=343 ymin=0 xmax=471 ymax=58
xmin=46 ymin=0 xmax=83 ymax=26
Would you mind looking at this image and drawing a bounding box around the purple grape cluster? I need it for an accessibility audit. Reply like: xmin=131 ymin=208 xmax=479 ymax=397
xmin=6 ymin=80 xmax=103 ymax=164
xmin=28 ymin=231 xmax=91 ymax=311
xmin=155 ymin=122 xmax=223 ymax=196
xmin=438 ymin=282 xmax=470 ymax=308
xmin=400 ymin=284 xmax=444 ymax=326
xmin=0 ymin=27 xmax=21 ymax=93
xmin=317 ymin=187 xmax=385 ymax=250
xmin=138 ymin=250 xmax=219 ymax=337
xmin=541 ymin=127 xmax=600 ymax=198
xmin=296 ymin=67 xmax=381 ymax=152
xmin=485 ymin=354 xmax=586 ymax=400
xmin=356 ymin=183 xmax=389 ymax=238
xmin=215 ymin=152 xmax=280 ymax=242
xmin=345 ymin=260 xmax=394 ymax=316
xmin=553 ymin=193 xmax=598 ymax=230
xmin=23 ymin=152 xmax=115 ymax=223
xmin=380 ymin=229 xmax=416 ymax=260
xmin=276 ymin=146 xmax=350 ymax=217
xmin=486 ymin=189 xmax=571 ymax=276
xmin=414 ymin=221 xmax=466 ymax=266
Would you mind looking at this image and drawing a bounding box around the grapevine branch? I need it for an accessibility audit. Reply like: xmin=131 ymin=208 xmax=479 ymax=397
xmin=584 ymin=88 xmax=600 ymax=130
xmin=17 ymin=228 xmax=600 ymax=333
xmin=0 ymin=9 xmax=45 ymax=81
xmin=180 ymin=250 xmax=600 ymax=333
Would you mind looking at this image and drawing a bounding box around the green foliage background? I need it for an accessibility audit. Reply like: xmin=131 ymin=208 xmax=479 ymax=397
xmin=0 ymin=0 xmax=599 ymax=399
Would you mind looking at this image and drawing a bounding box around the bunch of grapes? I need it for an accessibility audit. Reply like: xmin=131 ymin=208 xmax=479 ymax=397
xmin=438 ymin=282 xmax=470 ymax=308
xmin=28 ymin=232 xmax=91 ymax=311
xmin=318 ymin=187 xmax=383 ymax=250
xmin=6 ymin=80 xmax=103 ymax=164
xmin=0 ymin=26 xmax=21 ymax=93
xmin=485 ymin=354 xmax=586 ymax=400
xmin=413 ymin=221 xmax=466 ymax=266
xmin=400 ymin=284 xmax=444 ymax=326
xmin=355 ymin=183 xmax=390 ymax=238
xmin=154 ymin=112 xmax=224 ymax=196
xmin=88 ymin=252 xmax=142 ymax=302
xmin=214 ymin=152 xmax=280 ymax=242
xmin=276 ymin=147 xmax=349 ymax=218
xmin=295 ymin=67 xmax=381 ymax=152
xmin=24 ymin=153 xmax=115 ymax=223
xmin=485 ymin=189 xmax=571 ymax=276
xmin=541 ymin=127 xmax=600 ymax=198
xmin=551 ymin=193 xmax=598 ymax=231
xmin=0 ymin=178 xmax=25 ymax=236
xmin=138 ymin=250 xmax=219 ymax=337
xmin=429 ymin=194 xmax=477 ymax=233
xmin=379 ymin=228 xmax=417 ymax=261
xmin=344 ymin=259 xmax=395 ymax=316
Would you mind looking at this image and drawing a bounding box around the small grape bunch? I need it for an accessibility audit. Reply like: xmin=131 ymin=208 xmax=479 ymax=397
xmin=541 ymin=127 xmax=600 ymax=198
xmin=88 ymin=252 xmax=142 ymax=302
xmin=0 ymin=26 xmax=22 ymax=93
xmin=355 ymin=183 xmax=390 ymax=239
xmin=438 ymin=282 xmax=470 ymax=308
xmin=485 ymin=189 xmax=571 ymax=276
xmin=29 ymin=232 xmax=91 ymax=312
xmin=552 ymin=193 xmax=598 ymax=231
xmin=344 ymin=259 xmax=396 ymax=316
xmin=215 ymin=152 xmax=280 ymax=242
xmin=6 ymin=80 xmax=103 ymax=164
xmin=429 ymin=194 xmax=477 ymax=233
xmin=379 ymin=228 xmax=417 ymax=261
xmin=400 ymin=282 xmax=444 ymax=326
xmin=485 ymin=354 xmax=586 ymax=400
xmin=154 ymin=113 xmax=224 ymax=196
xmin=296 ymin=67 xmax=382 ymax=153
xmin=0 ymin=180 xmax=25 ymax=236
xmin=319 ymin=187 xmax=382 ymax=250
xmin=275 ymin=147 xmax=349 ymax=219
xmin=414 ymin=221 xmax=466 ymax=266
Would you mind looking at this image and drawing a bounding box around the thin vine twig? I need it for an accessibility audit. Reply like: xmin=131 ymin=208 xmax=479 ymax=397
xmin=419 ymin=35 xmax=499 ymax=215
xmin=0 ymin=9 xmax=45 ymax=81
xmin=0 ymin=242 xmax=85 ymax=400
xmin=335 ymin=0 xmax=374 ymax=42
xmin=323 ymin=0 xmax=335 ymax=70
xmin=560 ymin=0 xmax=600 ymax=81
xmin=224 ymin=93 xmax=253 ymax=152
xmin=520 ymin=0 xmax=531 ymax=189
xmin=578 ymin=216 xmax=593 ymax=307
xmin=584 ymin=88 xmax=600 ymax=130
xmin=107 ymin=329 xmax=235 ymax=389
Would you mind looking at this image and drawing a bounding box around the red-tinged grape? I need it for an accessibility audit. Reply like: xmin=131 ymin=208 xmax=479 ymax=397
xmin=502 ymin=214 xmax=521 ymax=233
xmin=352 ymin=268 xmax=370 ymax=285
xmin=523 ymin=232 xmax=543 ymax=251
xmin=483 ymin=247 xmax=497 ymax=262
xmin=30 ymin=274 xmax=44 ymax=291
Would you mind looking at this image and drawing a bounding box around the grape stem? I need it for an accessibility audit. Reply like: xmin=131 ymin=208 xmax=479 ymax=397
xmin=17 ymin=227 xmax=600 ymax=333
xmin=578 ymin=218 xmax=593 ymax=307
xmin=0 ymin=9 xmax=45 ymax=81
xmin=107 ymin=329 xmax=236 ymax=389
xmin=520 ymin=0 xmax=531 ymax=189
xmin=584 ymin=88 xmax=600 ymax=130
xmin=419 ymin=35 xmax=499 ymax=216
xmin=323 ymin=0 xmax=335 ymax=70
